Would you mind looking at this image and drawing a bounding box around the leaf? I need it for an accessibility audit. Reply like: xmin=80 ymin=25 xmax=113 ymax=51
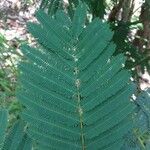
xmin=40 ymin=0 xmax=106 ymax=19
xmin=18 ymin=4 xmax=136 ymax=150
xmin=2 ymin=121 xmax=32 ymax=150
xmin=0 ymin=108 xmax=8 ymax=149
xmin=135 ymin=89 xmax=150 ymax=133
xmin=17 ymin=133 xmax=32 ymax=150
xmin=121 ymin=89 xmax=150 ymax=150
xmin=90 ymin=0 xmax=106 ymax=19
xmin=40 ymin=0 xmax=63 ymax=16
xmin=146 ymin=142 xmax=150 ymax=150
xmin=71 ymin=2 xmax=87 ymax=38
xmin=121 ymin=132 xmax=141 ymax=150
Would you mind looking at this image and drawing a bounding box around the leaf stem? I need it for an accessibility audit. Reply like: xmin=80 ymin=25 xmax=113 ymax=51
xmin=74 ymin=67 xmax=86 ymax=149
xmin=77 ymin=90 xmax=85 ymax=150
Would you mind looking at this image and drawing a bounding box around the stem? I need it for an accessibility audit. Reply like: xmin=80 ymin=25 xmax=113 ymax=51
xmin=77 ymin=90 xmax=85 ymax=150
xmin=74 ymin=67 xmax=85 ymax=149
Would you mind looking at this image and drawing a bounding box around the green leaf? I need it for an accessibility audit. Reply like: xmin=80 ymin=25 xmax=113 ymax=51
xmin=2 ymin=121 xmax=32 ymax=150
xmin=135 ymin=89 xmax=150 ymax=133
xmin=121 ymin=132 xmax=141 ymax=150
xmin=0 ymin=108 xmax=8 ymax=149
xmin=18 ymin=4 xmax=136 ymax=150
xmin=71 ymin=2 xmax=87 ymax=38
xmin=90 ymin=0 xmax=106 ymax=19
xmin=121 ymin=89 xmax=150 ymax=150
xmin=17 ymin=133 xmax=32 ymax=150
xmin=40 ymin=0 xmax=63 ymax=16
xmin=40 ymin=0 xmax=106 ymax=19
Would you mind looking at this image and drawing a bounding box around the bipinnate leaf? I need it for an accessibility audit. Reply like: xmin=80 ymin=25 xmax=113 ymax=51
xmin=18 ymin=3 xmax=136 ymax=150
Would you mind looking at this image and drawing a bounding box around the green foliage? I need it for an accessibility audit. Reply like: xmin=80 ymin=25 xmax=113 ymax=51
xmin=112 ymin=22 xmax=150 ymax=76
xmin=40 ymin=0 xmax=63 ymax=16
xmin=40 ymin=0 xmax=106 ymax=19
xmin=121 ymin=89 xmax=150 ymax=150
xmin=135 ymin=88 xmax=150 ymax=134
xmin=17 ymin=3 xmax=136 ymax=149
xmin=0 ymin=33 xmax=17 ymax=104
xmin=0 ymin=109 xmax=8 ymax=149
xmin=0 ymin=33 xmax=27 ymax=149
xmin=134 ymin=88 xmax=150 ymax=149
xmin=2 ymin=121 xmax=32 ymax=150
xmin=88 ymin=0 xmax=106 ymax=19
xmin=0 ymin=1 xmax=149 ymax=149
xmin=121 ymin=132 xmax=141 ymax=150
xmin=0 ymin=33 xmax=21 ymax=126
xmin=40 ymin=0 xmax=150 ymax=81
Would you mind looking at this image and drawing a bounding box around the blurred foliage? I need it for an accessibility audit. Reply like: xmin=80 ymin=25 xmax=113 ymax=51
xmin=112 ymin=21 xmax=150 ymax=76
xmin=0 ymin=31 xmax=28 ymax=146
xmin=40 ymin=0 xmax=106 ymax=19
xmin=0 ymin=0 xmax=39 ymax=131
xmin=121 ymin=89 xmax=150 ymax=150
xmin=135 ymin=89 xmax=150 ymax=135
xmin=2 ymin=121 xmax=32 ymax=150
xmin=0 ymin=33 xmax=21 ymax=126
